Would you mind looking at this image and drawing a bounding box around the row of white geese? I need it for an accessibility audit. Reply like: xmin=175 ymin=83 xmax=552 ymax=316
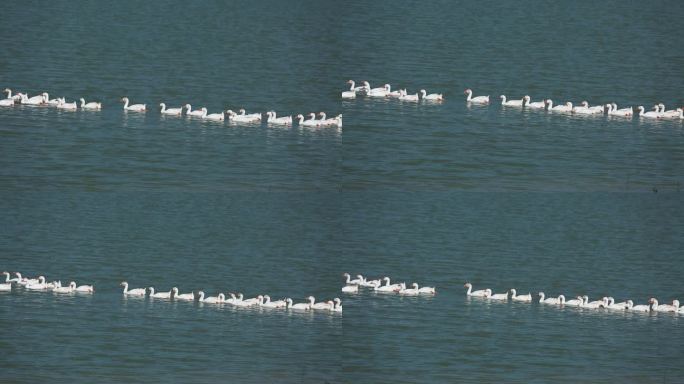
xmin=120 ymin=282 xmax=342 ymax=312
xmin=1 ymin=88 xmax=342 ymax=127
xmin=1 ymin=272 xmax=93 ymax=293
xmin=341 ymin=80 xmax=444 ymax=102
xmin=464 ymin=283 xmax=683 ymax=313
xmin=341 ymin=273 xmax=436 ymax=295
xmin=464 ymin=89 xmax=684 ymax=119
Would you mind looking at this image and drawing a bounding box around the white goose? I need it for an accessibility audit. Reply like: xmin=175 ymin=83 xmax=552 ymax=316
xmin=149 ymin=286 xmax=177 ymax=299
xmin=2 ymin=271 xmax=21 ymax=283
xmin=26 ymin=276 xmax=48 ymax=290
xmin=341 ymin=80 xmax=357 ymax=99
xmin=637 ymin=106 xmax=661 ymax=118
xmin=362 ymin=81 xmax=386 ymax=96
xmin=0 ymin=97 xmax=14 ymax=107
xmin=261 ymin=295 xmax=287 ymax=308
xmin=57 ymin=99 xmax=78 ymax=110
xmin=329 ymin=297 xmax=342 ymax=312
xmin=121 ymin=97 xmax=146 ymax=112
xmin=399 ymin=283 xmax=420 ymax=296
xmin=607 ymin=103 xmax=633 ymax=117
xmin=398 ymin=89 xmax=419 ymax=102
xmin=185 ymin=104 xmax=204 ymax=117
xmin=296 ymin=113 xmax=320 ymax=127
xmin=563 ymin=296 xmax=584 ymax=307
xmin=238 ymin=109 xmax=262 ymax=121
xmin=80 ymin=98 xmax=102 ymax=110
xmin=605 ymin=297 xmax=629 ymax=310
xmin=626 ymin=300 xmax=652 ymax=312
xmin=547 ymin=100 xmax=573 ymax=113
xmin=175 ymin=290 xmax=196 ymax=301
xmin=420 ymin=89 xmax=443 ymax=101
xmin=16 ymin=273 xmax=40 ymax=286
xmin=368 ymin=84 xmax=390 ymax=98
xmin=573 ymin=101 xmax=604 ymax=115
xmin=53 ymin=283 xmax=74 ymax=294
xmin=310 ymin=296 xmax=332 ymax=310
xmin=359 ymin=276 xmax=382 ymax=288
xmin=464 ymin=283 xmax=488 ymax=297
xmin=651 ymin=298 xmax=677 ymax=313
xmin=42 ymin=93 xmax=63 ymax=106
xmin=3 ymin=88 xmax=22 ymax=103
xmin=198 ymin=292 xmax=225 ymax=304
xmin=581 ymin=296 xmax=607 ymax=309
xmin=525 ymin=96 xmax=547 ymax=109
xmin=343 ymin=273 xmax=363 ymax=285
xmin=487 ymin=289 xmax=508 ymax=301
xmin=236 ymin=293 xmax=262 ymax=306
xmin=659 ymin=106 xmax=683 ymax=119
xmin=203 ymin=110 xmax=225 ymax=121
xmin=72 ymin=282 xmax=94 ymax=293
xmin=228 ymin=109 xmax=261 ymax=123
xmin=120 ymin=281 xmax=146 ymax=296
xmin=0 ymin=282 xmax=11 ymax=291
xmin=374 ymin=277 xmax=403 ymax=292
xmin=386 ymin=88 xmax=403 ymax=98
xmin=538 ymin=292 xmax=562 ymax=304
xmin=286 ymin=297 xmax=311 ymax=311
xmin=266 ymin=111 xmax=293 ymax=125
xmin=159 ymin=103 xmax=183 ymax=116
xmin=510 ymin=289 xmax=532 ymax=302
xmin=417 ymin=284 xmax=436 ymax=295
xmin=341 ymin=284 xmax=359 ymax=293
xmin=464 ymin=89 xmax=489 ymax=104
xmin=19 ymin=93 xmax=47 ymax=105
xmin=317 ymin=112 xmax=343 ymax=127
xmin=500 ymin=95 xmax=526 ymax=107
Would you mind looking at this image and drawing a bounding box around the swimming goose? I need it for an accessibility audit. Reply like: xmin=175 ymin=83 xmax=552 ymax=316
xmin=626 ymin=300 xmax=652 ymax=312
xmin=361 ymin=82 xmax=387 ymax=96
xmin=2 ymin=271 xmax=21 ymax=283
xmin=266 ymin=111 xmax=293 ymax=125
xmin=343 ymin=273 xmax=363 ymax=285
xmin=399 ymin=283 xmax=420 ymax=295
xmin=159 ymin=103 xmax=183 ymax=116
xmin=607 ymin=103 xmax=633 ymax=117
xmin=237 ymin=109 xmax=262 ymax=121
xmin=374 ymin=277 xmax=403 ymax=292
xmin=80 ymin=98 xmax=102 ymax=110
xmin=310 ymin=296 xmax=333 ymax=310
xmin=3 ymin=88 xmax=22 ymax=103
xmin=198 ymin=292 xmax=225 ymax=304
xmin=464 ymin=283 xmax=488 ymax=297
xmin=296 ymin=113 xmax=320 ymax=127
xmin=121 ymin=97 xmax=146 ymax=112
xmin=417 ymin=284 xmax=436 ymax=295
xmin=464 ymin=89 xmax=489 ymax=104
xmin=26 ymin=276 xmax=48 ymax=290
xmin=175 ymin=290 xmax=196 ymax=301
xmin=573 ymin=101 xmax=605 ymax=115
xmin=487 ymin=289 xmax=508 ymax=301
xmin=659 ymin=106 xmax=683 ymax=119
xmin=605 ymin=297 xmax=629 ymax=310
xmin=399 ymin=89 xmax=419 ymax=102
xmin=42 ymin=93 xmax=63 ymax=106
xmin=73 ymin=282 xmax=94 ymax=293
xmin=53 ymin=283 xmax=74 ymax=294
xmin=637 ymin=106 xmax=661 ymax=118
xmin=120 ymin=281 xmax=146 ymax=296
xmin=341 ymin=80 xmax=357 ymax=99
xmin=538 ymin=292 xmax=562 ymax=304
xmin=500 ymin=95 xmax=526 ymax=107
xmin=581 ymin=296 xmax=607 ymax=309
xmin=286 ymin=297 xmax=311 ymax=311
xmin=386 ymin=88 xmax=403 ymax=98
xmin=149 ymin=287 xmax=177 ymax=299
xmin=185 ymin=104 xmax=204 ymax=117
xmin=227 ymin=110 xmax=261 ymax=123
xmin=329 ymin=298 xmax=342 ymax=312
xmin=0 ymin=97 xmax=14 ymax=107
xmin=57 ymin=99 xmax=78 ymax=110
xmin=19 ymin=93 xmax=47 ymax=105
xmin=548 ymin=100 xmax=573 ymax=113
xmin=203 ymin=110 xmax=225 ymax=121
xmin=341 ymin=284 xmax=359 ymax=293
xmin=368 ymin=84 xmax=390 ymax=98
xmin=420 ymin=89 xmax=443 ymax=101
xmin=16 ymin=273 xmax=40 ymax=286
xmin=359 ymin=276 xmax=382 ymax=288
xmin=525 ymin=96 xmax=547 ymax=109
xmin=236 ymin=293 xmax=262 ymax=306
xmin=651 ymin=298 xmax=677 ymax=313
xmin=261 ymin=295 xmax=287 ymax=308
xmin=510 ymin=289 xmax=532 ymax=302
xmin=563 ymin=296 xmax=584 ymax=307
xmin=0 ymin=282 xmax=11 ymax=291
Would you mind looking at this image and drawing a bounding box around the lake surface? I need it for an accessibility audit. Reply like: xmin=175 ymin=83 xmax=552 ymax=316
xmin=1 ymin=1 xmax=683 ymax=383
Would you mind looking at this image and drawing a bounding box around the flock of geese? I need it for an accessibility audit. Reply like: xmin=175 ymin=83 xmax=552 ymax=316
xmin=119 ymin=281 xmax=343 ymax=312
xmin=341 ymin=80 xmax=443 ymax=102
xmin=1 ymin=88 xmax=342 ymax=128
xmin=341 ymin=273 xmax=436 ymax=295
xmin=463 ymin=89 xmax=683 ymax=119
xmin=2 ymin=272 xmax=94 ymax=293
xmin=464 ymin=283 xmax=684 ymax=313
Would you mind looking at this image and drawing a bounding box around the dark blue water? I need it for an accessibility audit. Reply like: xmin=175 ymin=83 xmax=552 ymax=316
xmin=1 ymin=1 xmax=683 ymax=383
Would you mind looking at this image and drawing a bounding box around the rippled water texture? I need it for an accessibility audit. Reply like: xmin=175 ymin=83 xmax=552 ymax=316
xmin=1 ymin=1 xmax=683 ymax=383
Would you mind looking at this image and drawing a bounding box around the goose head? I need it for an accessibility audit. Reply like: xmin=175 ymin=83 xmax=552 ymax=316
xmin=581 ymin=101 xmax=589 ymax=107
xmin=420 ymin=89 xmax=427 ymax=97
xmin=121 ymin=97 xmax=129 ymax=103
xmin=69 ymin=281 xmax=76 ymax=289
xmin=172 ymin=287 xmax=179 ymax=295
xmin=464 ymin=89 xmax=472 ymax=95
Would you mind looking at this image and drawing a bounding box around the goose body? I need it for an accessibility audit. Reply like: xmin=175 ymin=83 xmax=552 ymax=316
xmin=57 ymin=99 xmax=78 ymax=110
xmin=420 ymin=89 xmax=443 ymax=101
xmin=16 ymin=273 xmax=40 ymax=286
xmin=80 ymin=98 xmax=102 ymax=110
xmin=26 ymin=276 xmax=48 ymax=290
xmin=399 ymin=283 xmax=420 ymax=296
xmin=500 ymin=95 xmax=526 ymax=107
xmin=581 ymin=296 xmax=607 ymax=309
xmin=417 ymin=284 xmax=436 ymax=295
xmin=0 ymin=97 xmax=14 ymax=107
xmin=19 ymin=93 xmax=46 ymax=105
xmin=44 ymin=93 xmax=64 ymax=106
xmin=0 ymin=282 xmax=11 ymax=291
xmin=607 ymin=103 xmax=633 ymax=117
xmin=487 ymin=289 xmax=508 ymax=301
xmin=563 ymin=296 xmax=584 ymax=307
xmin=341 ymin=284 xmax=359 ymax=293
xmin=660 ymin=107 xmax=683 ymax=119
xmin=343 ymin=273 xmax=363 ymax=285
xmin=199 ymin=292 xmax=225 ymax=304
xmin=228 ymin=110 xmax=261 ymax=123
xmin=525 ymin=96 xmax=546 ymax=109
xmin=637 ymin=106 xmax=661 ymax=118
xmin=297 ymin=113 xmax=320 ymax=127
xmin=341 ymin=80 xmax=357 ymax=99
xmin=175 ymin=290 xmax=196 ymax=301
xmin=538 ymin=292 xmax=561 ymax=304
xmin=310 ymin=296 xmax=333 ymax=310
xmin=266 ymin=111 xmax=293 ymax=125
xmin=1 ymin=89 xmax=20 ymax=106
xmin=74 ymin=282 xmax=94 ymax=293
xmin=121 ymin=282 xmax=146 ymax=296
xmin=203 ymin=110 xmax=225 ymax=121
xmin=53 ymin=283 xmax=74 ymax=294
xmin=261 ymin=295 xmax=287 ymax=308
xmin=121 ymin=97 xmax=146 ymax=112
xmin=329 ymin=298 xmax=342 ymax=312
xmin=548 ymin=100 xmax=573 ymax=113
xmin=626 ymin=300 xmax=652 ymax=312
xmin=399 ymin=89 xmax=419 ymax=102
xmin=2 ymin=272 xmax=21 ymax=283
xmin=317 ymin=112 xmax=343 ymax=127
xmin=605 ymin=297 xmax=628 ymax=310
xmin=359 ymin=276 xmax=382 ymax=288
xmin=651 ymin=298 xmax=677 ymax=313
xmin=286 ymin=298 xmax=311 ymax=311
xmin=185 ymin=104 xmax=206 ymax=117
xmin=159 ymin=103 xmax=183 ymax=116
xmin=236 ymin=293 xmax=262 ymax=306
xmin=464 ymin=283 xmax=488 ymax=297
xmin=464 ymin=89 xmax=489 ymax=104
xmin=573 ymin=101 xmax=604 ymax=115
xmin=374 ymin=277 xmax=403 ymax=292
xmin=149 ymin=287 xmax=177 ymax=299
xmin=510 ymin=289 xmax=532 ymax=302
